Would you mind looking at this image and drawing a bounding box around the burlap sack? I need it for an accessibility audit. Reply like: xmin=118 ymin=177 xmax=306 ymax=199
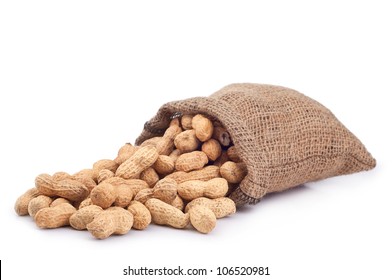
xmin=135 ymin=83 xmax=376 ymax=206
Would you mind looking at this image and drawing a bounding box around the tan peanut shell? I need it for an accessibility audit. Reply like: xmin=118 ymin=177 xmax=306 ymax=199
xmin=166 ymin=165 xmax=221 ymax=184
xmin=35 ymin=173 xmax=54 ymax=193
xmin=78 ymin=197 xmax=93 ymax=209
xmin=127 ymin=201 xmax=151 ymax=230
xmin=174 ymin=130 xmax=200 ymax=153
xmin=69 ymin=205 xmax=103 ymax=230
xmin=175 ymin=151 xmax=209 ymax=172
xmin=93 ymin=159 xmax=119 ymax=173
xmin=155 ymin=119 xmax=182 ymax=155
xmin=220 ymin=161 xmax=247 ymax=184
xmin=133 ymin=188 xmax=153 ymax=204
xmin=73 ymin=174 xmax=97 ymax=192
xmin=35 ymin=203 xmax=76 ymax=229
xmin=177 ymin=178 xmax=228 ymax=201
xmin=168 ymin=149 xmax=182 ymax=162
xmin=185 ymin=197 xmax=236 ymax=218
xmin=97 ymin=169 xmax=114 ymax=183
xmin=153 ymin=155 xmax=175 ymax=175
xmin=87 ymin=207 xmax=134 ymax=239
xmin=201 ymin=139 xmax=222 ymax=161
xmin=114 ymin=184 xmax=134 ymax=208
xmin=52 ymin=171 xmax=72 ymax=181
xmin=140 ymin=136 xmax=161 ymax=147
xmin=189 ymin=205 xmax=216 ymax=234
xmin=152 ymin=178 xmax=177 ymax=204
xmin=103 ymin=177 xmax=128 ymax=186
xmin=145 ymin=198 xmax=189 ymax=229
xmin=14 ymin=187 xmax=41 ymax=216
xmin=177 ymin=181 xmax=204 ymax=201
xmin=227 ymin=146 xmax=241 ymax=162
xmin=53 ymin=179 xmax=89 ymax=201
xmin=50 ymin=198 xmax=71 ymax=207
xmin=171 ymin=195 xmax=185 ymax=211
xmin=90 ymin=182 xmax=117 ymax=209
xmin=124 ymin=179 xmax=149 ymax=194
xmin=28 ymin=195 xmax=53 ymax=218
xmin=180 ymin=114 xmax=194 ymax=130
xmin=192 ymin=114 xmax=214 ymax=142
xmin=73 ymin=169 xmax=96 ymax=182
xmin=140 ymin=167 xmax=160 ymax=187
xmin=115 ymin=145 xmax=159 ymax=179
xmin=212 ymin=126 xmax=231 ymax=146
xmin=36 ymin=175 xmax=89 ymax=202
xmin=114 ymin=143 xmax=137 ymax=165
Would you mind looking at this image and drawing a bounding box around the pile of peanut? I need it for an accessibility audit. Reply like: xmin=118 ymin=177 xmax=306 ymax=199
xmin=14 ymin=114 xmax=247 ymax=239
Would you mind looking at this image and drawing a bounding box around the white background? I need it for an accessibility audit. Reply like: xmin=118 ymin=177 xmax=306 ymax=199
xmin=1 ymin=1 xmax=391 ymax=279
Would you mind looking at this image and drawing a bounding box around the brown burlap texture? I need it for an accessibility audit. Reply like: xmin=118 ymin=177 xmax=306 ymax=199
xmin=135 ymin=83 xmax=376 ymax=206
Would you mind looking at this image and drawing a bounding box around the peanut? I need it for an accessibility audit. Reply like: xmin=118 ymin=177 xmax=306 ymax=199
xmin=152 ymin=178 xmax=177 ymax=204
xmin=201 ymin=139 xmax=222 ymax=161
xmin=124 ymin=179 xmax=149 ymax=194
xmin=153 ymin=155 xmax=175 ymax=175
xmin=227 ymin=146 xmax=241 ymax=162
xmin=133 ymin=188 xmax=153 ymax=204
xmin=93 ymin=159 xmax=119 ymax=173
xmin=174 ymin=130 xmax=200 ymax=153
xmin=52 ymin=171 xmax=72 ymax=181
xmin=103 ymin=176 xmax=128 ymax=186
xmin=87 ymin=207 xmax=134 ymax=239
xmin=28 ymin=195 xmax=53 ymax=218
xmin=185 ymin=197 xmax=236 ymax=218
xmin=140 ymin=167 xmax=160 ymax=187
xmin=140 ymin=136 xmax=161 ymax=147
xmin=180 ymin=114 xmax=194 ymax=130
xmin=90 ymin=182 xmax=117 ymax=209
xmin=155 ymin=119 xmax=182 ymax=155
xmin=36 ymin=175 xmax=89 ymax=202
xmin=73 ymin=174 xmax=97 ymax=192
xmin=69 ymin=205 xmax=103 ymax=230
xmin=78 ymin=197 xmax=93 ymax=209
xmin=171 ymin=195 xmax=185 ymax=211
xmin=177 ymin=178 xmax=228 ymax=201
xmin=145 ymin=198 xmax=189 ymax=229
xmin=168 ymin=149 xmax=182 ymax=162
xmin=35 ymin=203 xmax=76 ymax=229
xmin=189 ymin=205 xmax=216 ymax=234
xmin=192 ymin=114 xmax=214 ymax=142
xmin=50 ymin=198 xmax=71 ymax=207
xmin=220 ymin=161 xmax=247 ymax=184
xmin=114 ymin=143 xmax=137 ymax=165
xmin=115 ymin=145 xmax=159 ymax=179
xmin=166 ymin=165 xmax=221 ymax=184
xmin=14 ymin=187 xmax=41 ymax=216
xmin=114 ymin=184 xmax=134 ymax=208
xmin=73 ymin=169 xmax=96 ymax=182
xmin=175 ymin=151 xmax=209 ymax=172
xmin=127 ymin=201 xmax=151 ymax=230
xmin=92 ymin=159 xmax=119 ymax=180
xmin=97 ymin=169 xmax=114 ymax=183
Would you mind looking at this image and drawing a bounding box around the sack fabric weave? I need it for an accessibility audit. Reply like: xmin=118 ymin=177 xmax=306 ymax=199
xmin=135 ymin=83 xmax=376 ymax=206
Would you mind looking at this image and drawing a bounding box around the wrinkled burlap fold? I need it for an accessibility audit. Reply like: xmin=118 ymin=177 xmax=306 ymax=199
xmin=136 ymin=83 xmax=376 ymax=206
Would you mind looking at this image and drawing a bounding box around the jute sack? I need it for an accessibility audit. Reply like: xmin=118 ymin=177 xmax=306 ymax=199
xmin=135 ymin=83 xmax=376 ymax=206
